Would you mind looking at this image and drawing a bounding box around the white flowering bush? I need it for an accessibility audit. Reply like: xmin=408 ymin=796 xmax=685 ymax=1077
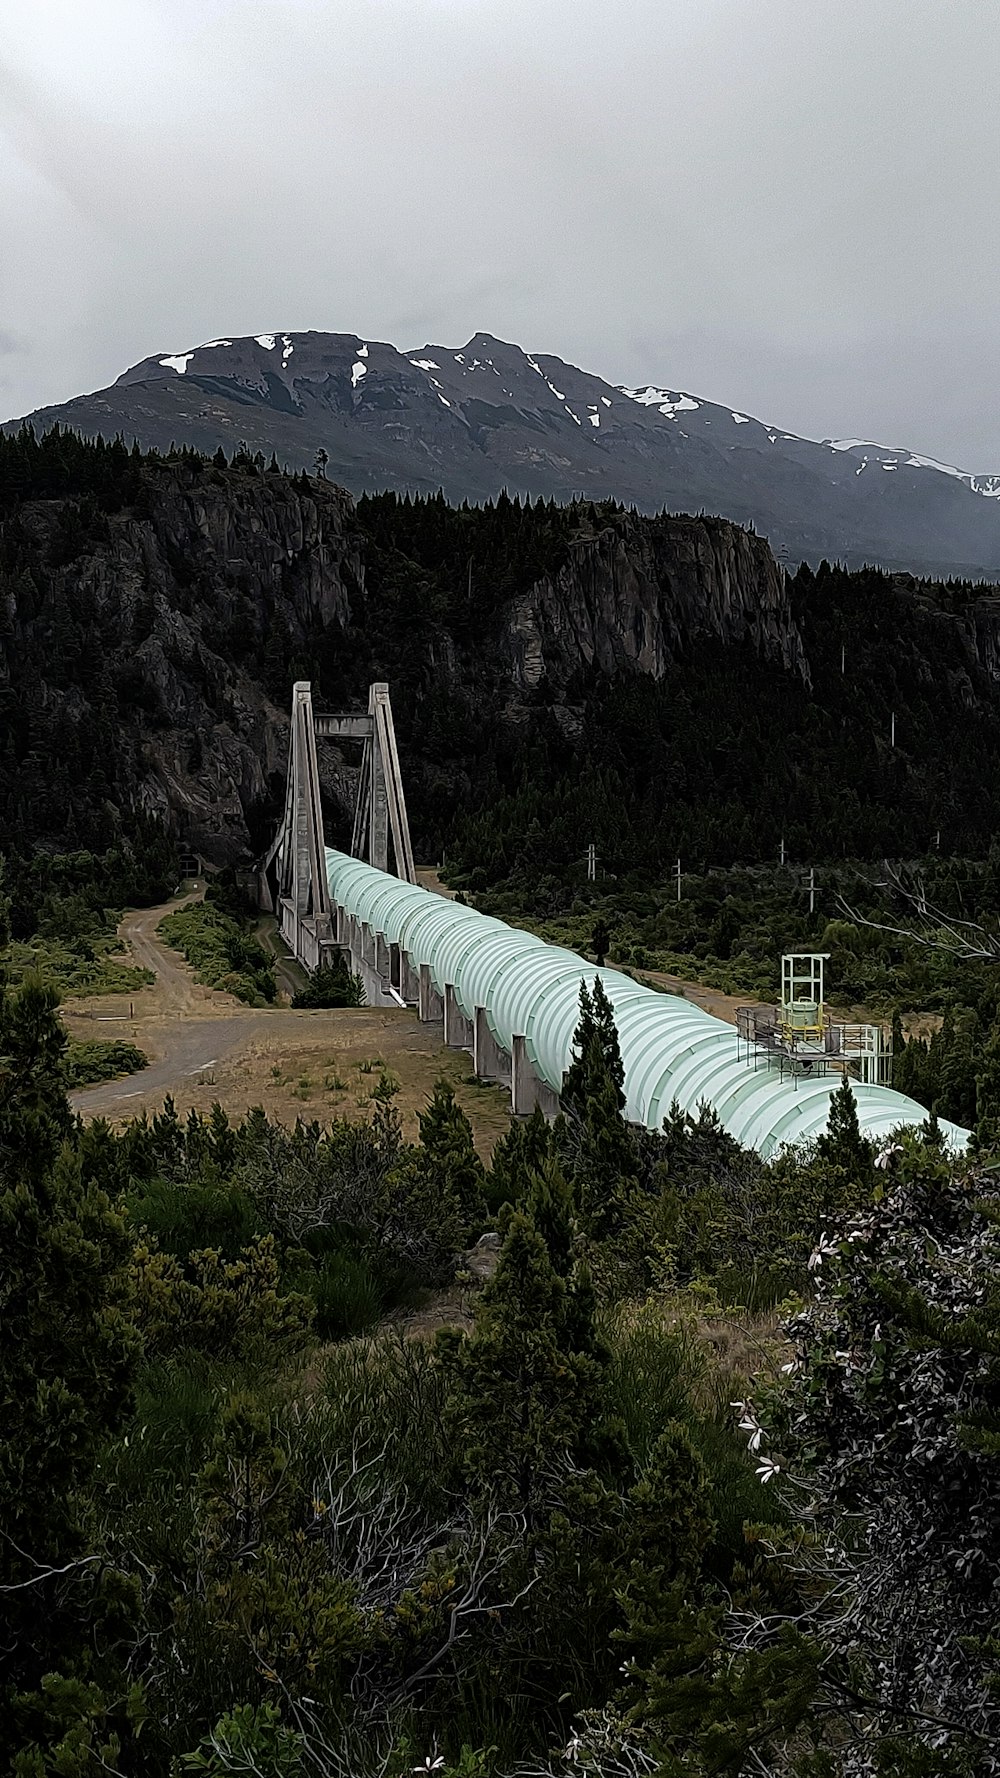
xmin=735 ymin=1133 xmax=1000 ymax=1774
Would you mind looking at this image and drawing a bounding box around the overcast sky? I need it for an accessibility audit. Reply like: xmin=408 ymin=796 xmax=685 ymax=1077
xmin=2 ymin=0 xmax=998 ymax=465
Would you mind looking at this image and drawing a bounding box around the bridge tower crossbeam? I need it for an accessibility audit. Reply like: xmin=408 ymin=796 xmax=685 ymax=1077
xmin=260 ymin=680 xmax=415 ymax=976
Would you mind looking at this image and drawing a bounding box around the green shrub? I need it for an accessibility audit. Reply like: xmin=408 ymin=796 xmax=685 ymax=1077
xmin=65 ymin=1037 xmax=149 ymax=1086
xmin=129 ymin=1234 xmax=313 ymax=1359
xmin=291 ymin=1247 xmax=384 ymax=1339
xmin=159 ymin=901 xmax=276 ymax=1005
xmin=7 ymin=933 xmax=154 ymax=997
xmin=292 ymin=956 xmax=365 ymax=1008
xmin=126 ymin=1177 xmax=260 ymax=1260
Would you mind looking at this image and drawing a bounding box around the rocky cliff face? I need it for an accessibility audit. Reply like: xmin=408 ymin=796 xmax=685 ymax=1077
xmin=2 ymin=462 xmax=813 ymax=864
xmin=1 ymin=464 xmax=364 ymax=861
xmin=10 ymin=459 xmax=1000 ymax=873
xmin=504 ymin=514 xmax=806 ymax=697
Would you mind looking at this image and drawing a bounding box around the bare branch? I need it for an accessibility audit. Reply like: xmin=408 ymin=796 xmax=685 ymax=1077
xmin=838 ymin=860 xmax=1000 ymax=962
xmin=0 ymin=1534 xmax=103 ymax=1593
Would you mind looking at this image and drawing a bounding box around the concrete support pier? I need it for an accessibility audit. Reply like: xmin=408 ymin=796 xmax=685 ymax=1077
xmin=400 ymin=953 xmax=419 ymax=1005
xmin=512 ymin=1033 xmax=561 ymax=1118
xmin=474 ymin=1005 xmax=512 ymax=1087
xmin=331 ymin=903 xmax=562 ymax=1115
xmin=419 ymin=962 xmax=444 ymax=1026
xmin=444 ymin=983 xmax=474 ymax=1052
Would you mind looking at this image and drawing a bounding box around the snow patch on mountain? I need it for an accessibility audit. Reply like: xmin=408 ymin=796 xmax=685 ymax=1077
xmin=620 ymin=385 xmax=700 ymax=419
xmin=159 ymin=354 xmax=193 ymax=375
xmin=827 ymin=437 xmax=1000 ymax=499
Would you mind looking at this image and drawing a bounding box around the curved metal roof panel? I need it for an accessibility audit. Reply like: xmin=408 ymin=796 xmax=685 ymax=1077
xmin=325 ymin=849 xmax=969 ymax=1157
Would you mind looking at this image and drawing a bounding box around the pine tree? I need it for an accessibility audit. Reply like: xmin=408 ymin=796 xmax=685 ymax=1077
xmin=561 ymin=980 xmax=636 ymax=1239
xmin=562 ymin=977 xmax=627 ymax=1115
xmin=208 ymin=1101 xmax=237 ymax=1174
xmin=592 ymin=916 xmax=611 ymax=967
xmin=815 ymin=1072 xmax=874 ymax=1190
xmin=487 ymin=1105 xmax=553 ymax=1214
xmin=443 ymin=1179 xmax=610 ymax=1512
xmin=616 ymin=1424 xmax=720 ymax=1744
xmin=618 ymin=1429 xmax=821 ymax=1770
xmin=418 ymin=1078 xmax=486 ymax=1239
xmin=938 ymin=1005 xmax=978 ymax=1129
xmin=891 ymin=1009 xmax=906 ymax=1091
xmin=561 ymin=980 xmax=596 ymax=1115
xmin=0 ymin=974 xmax=72 ymax=1174
xmin=524 ymin=1152 xmax=577 ymax=1279
xmin=575 ymin=1070 xmax=639 ymax=1241
xmin=1 ymin=1142 xmax=139 ymax=1761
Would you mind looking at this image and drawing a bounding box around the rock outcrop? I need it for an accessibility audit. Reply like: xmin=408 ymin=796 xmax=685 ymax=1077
xmin=8 ymin=458 xmax=1000 ymax=871
xmin=505 ymin=513 xmax=806 ymax=696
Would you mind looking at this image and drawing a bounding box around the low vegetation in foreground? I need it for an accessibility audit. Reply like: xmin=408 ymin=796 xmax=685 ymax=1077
xmin=5 ymin=945 xmax=1000 ymax=1778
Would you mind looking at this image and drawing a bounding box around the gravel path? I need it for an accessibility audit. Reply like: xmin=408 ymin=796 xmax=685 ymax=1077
xmin=67 ymin=895 xmax=326 ymax=1115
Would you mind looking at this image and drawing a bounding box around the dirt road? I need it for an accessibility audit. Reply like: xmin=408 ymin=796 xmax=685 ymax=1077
xmin=65 ymin=897 xmax=284 ymax=1115
xmin=64 ymin=894 xmax=511 ymax=1152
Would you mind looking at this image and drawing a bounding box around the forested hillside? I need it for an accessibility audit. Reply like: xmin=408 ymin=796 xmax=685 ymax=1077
xmin=4 ymin=426 xmax=1000 ymax=893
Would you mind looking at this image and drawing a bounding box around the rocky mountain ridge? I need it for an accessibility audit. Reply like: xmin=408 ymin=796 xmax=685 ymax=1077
xmin=7 ymin=329 xmax=1000 ymax=581
xmin=0 ymin=457 xmax=805 ymax=863
xmin=6 ymin=442 xmax=1000 ymax=876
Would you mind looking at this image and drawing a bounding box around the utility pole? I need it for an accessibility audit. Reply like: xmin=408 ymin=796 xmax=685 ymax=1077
xmin=676 ymin=857 xmax=682 ymax=902
xmin=809 ymin=867 xmax=816 ymax=916
xmin=891 ymin=711 xmax=896 ymax=749
xmin=780 ymin=834 xmax=785 ymax=867
xmin=841 ymin=641 xmax=846 ymax=675
xmin=586 ymin=842 xmax=596 ymax=882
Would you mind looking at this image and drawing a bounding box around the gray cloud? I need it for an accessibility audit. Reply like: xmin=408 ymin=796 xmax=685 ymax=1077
xmin=1 ymin=0 xmax=998 ymax=465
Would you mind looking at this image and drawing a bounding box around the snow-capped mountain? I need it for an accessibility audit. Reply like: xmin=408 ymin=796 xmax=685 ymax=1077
xmin=7 ymin=329 xmax=1000 ymax=577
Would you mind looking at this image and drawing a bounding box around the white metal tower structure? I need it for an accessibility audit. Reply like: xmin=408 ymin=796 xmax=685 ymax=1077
xmin=259 ymin=681 xmax=415 ymax=970
xmin=737 ymin=952 xmax=892 ymax=1087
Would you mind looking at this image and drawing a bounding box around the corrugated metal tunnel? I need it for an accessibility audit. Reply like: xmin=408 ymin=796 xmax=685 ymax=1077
xmin=326 ymin=848 xmax=969 ymax=1158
